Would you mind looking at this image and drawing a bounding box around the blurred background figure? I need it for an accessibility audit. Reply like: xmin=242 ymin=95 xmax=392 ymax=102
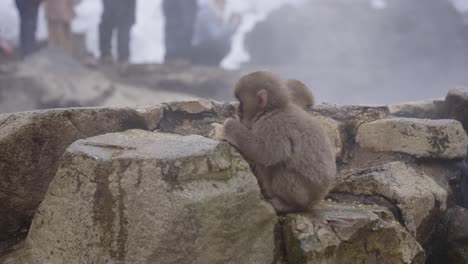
xmin=191 ymin=0 xmax=241 ymax=66
xmin=0 ymin=37 xmax=15 ymax=62
xmin=44 ymin=0 xmax=75 ymax=52
xmin=162 ymin=0 xmax=197 ymax=62
xmin=99 ymin=0 xmax=136 ymax=63
xmin=14 ymin=0 xmax=42 ymax=58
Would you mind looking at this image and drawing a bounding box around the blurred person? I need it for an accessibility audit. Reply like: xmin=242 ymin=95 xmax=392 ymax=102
xmin=191 ymin=0 xmax=241 ymax=66
xmin=15 ymin=0 xmax=42 ymax=58
xmin=44 ymin=0 xmax=75 ymax=52
xmin=0 ymin=38 xmax=15 ymax=61
xmin=0 ymin=41 xmax=14 ymax=55
xmin=162 ymin=0 xmax=198 ymax=62
xmin=99 ymin=0 xmax=136 ymax=63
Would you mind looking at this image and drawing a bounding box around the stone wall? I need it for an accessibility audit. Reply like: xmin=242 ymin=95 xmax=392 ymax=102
xmin=1 ymin=88 xmax=468 ymax=263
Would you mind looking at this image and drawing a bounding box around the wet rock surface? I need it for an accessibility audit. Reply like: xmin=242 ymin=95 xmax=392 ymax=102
xmin=283 ymin=202 xmax=425 ymax=264
xmin=0 ymin=106 xmax=164 ymax=251
xmin=1 ymin=94 xmax=468 ymax=263
xmin=333 ymin=162 xmax=447 ymax=244
xmin=8 ymin=130 xmax=277 ymax=264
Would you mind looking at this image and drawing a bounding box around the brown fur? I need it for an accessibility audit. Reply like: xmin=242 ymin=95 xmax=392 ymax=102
xmin=286 ymin=79 xmax=315 ymax=107
xmin=223 ymin=71 xmax=336 ymax=214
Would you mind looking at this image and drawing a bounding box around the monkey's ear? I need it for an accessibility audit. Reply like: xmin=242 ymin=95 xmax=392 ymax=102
xmin=256 ymin=89 xmax=268 ymax=109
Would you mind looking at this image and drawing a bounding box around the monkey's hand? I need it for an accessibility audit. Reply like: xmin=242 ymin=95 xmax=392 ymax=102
xmin=222 ymin=118 xmax=243 ymax=148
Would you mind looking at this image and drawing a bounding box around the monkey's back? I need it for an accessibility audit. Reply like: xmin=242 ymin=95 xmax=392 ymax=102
xmin=254 ymin=104 xmax=337 ymax=197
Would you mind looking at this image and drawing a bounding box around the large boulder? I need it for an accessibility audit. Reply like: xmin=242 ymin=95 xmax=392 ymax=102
xmin=0 ymin=106 xmax=163 ymax=250
xmin=356 ymin=118 xmax=468 ymax=159
xmin=333 ymin=162 xmax=447 ymax=244
xmin=283 ymin=202 xmax=425 ymax=264
xmin=445 ymin=88 xmax=468 ymax=132
xmin=9 ymin=130 xmax=277 ymax=264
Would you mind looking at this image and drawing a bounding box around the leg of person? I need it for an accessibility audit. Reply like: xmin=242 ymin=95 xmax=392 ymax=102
xmin=179 ymin=0 xmax=197 ymax=60
xmin=47 ymin=21 xmax=60 ymax=48
xmin=16 ymin=0 xmax=40 ymax=57
xmin=62 ymin=22 xmax=73 ymax=53
xmin=99 ymin=0 xmax=115 ymax=60
xmin=163 ymin=0 xmax=195 ymax=61
xmin=15 ymin=0 xmax=27 ymax=57
xmin=25 ymin=1 xmax=40 ymax=56
xmin=162 ymin=0 xmax=178 ymax=61
xmin=117 ymin=22 xmax=132 ymax=62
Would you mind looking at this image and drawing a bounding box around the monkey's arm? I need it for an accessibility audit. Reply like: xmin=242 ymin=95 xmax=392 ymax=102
xmin=223 ymin=118 xmax=291 ymax=166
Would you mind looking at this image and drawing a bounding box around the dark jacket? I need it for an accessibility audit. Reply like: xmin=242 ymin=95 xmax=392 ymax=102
xmin=15 ymin=0 xmax=42 ymax=15
xmin=101 ymin=0 xmax=136 ymax=26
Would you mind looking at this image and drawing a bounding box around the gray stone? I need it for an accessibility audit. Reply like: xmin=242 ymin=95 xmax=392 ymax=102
xmin=11 ymin=130 xmax=276 ymax=264
xmin=314 ymin=116 xmax=345 ymax=157
xmin=159 ymin=101 xmax=236 ymax=138
xmin=134 ymin=105 xmax=165 ymax=131
xmin=333 ymin=162 xmax=447 ymax=243
xmin=389 ymin=99 xmax=445 ymax=119
xmin=166 ymin=98 xmax=214 ymax=114
xmin=283 ymin=202 xmax=425 ymax=264
xmin=356 ymin=118 xmax=468 ymax=159
xmin=308 ymin=104 xmax=390 ymax=128
xmin=0 ymin=107 xmax=163 ymax=249
xmin=445 ymin=88 xmax=468 ymax=132
xmin=308 ymin=104 xmax=389 ymax=141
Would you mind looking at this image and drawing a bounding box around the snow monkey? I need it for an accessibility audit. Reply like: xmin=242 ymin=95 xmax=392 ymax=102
xmin=223 ymin=71 xmax=337 ymax=214
xmin=286 ymin=79 xmax=315 ymax=108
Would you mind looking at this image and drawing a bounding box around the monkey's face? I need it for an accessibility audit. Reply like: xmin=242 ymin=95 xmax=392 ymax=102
xmin=236 ymin=92 xmax=262 ymax=129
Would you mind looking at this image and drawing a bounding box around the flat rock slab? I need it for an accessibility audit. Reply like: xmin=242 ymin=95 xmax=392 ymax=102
xmin=356 ymin=118 xmax=468 ymax=159
xmin=334 ymin=162 xmax=447 ymax=243
xmin=283 ymin=202 xmax=425 ymax=264
xmin=12 ymin=130 xmax=276 ymax=264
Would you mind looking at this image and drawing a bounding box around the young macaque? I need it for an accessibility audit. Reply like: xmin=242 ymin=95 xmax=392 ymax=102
xmin=223 ymin=71 xmax=336 ymax=214
xmin=286 ymin=79 xmax=315 ymax=108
